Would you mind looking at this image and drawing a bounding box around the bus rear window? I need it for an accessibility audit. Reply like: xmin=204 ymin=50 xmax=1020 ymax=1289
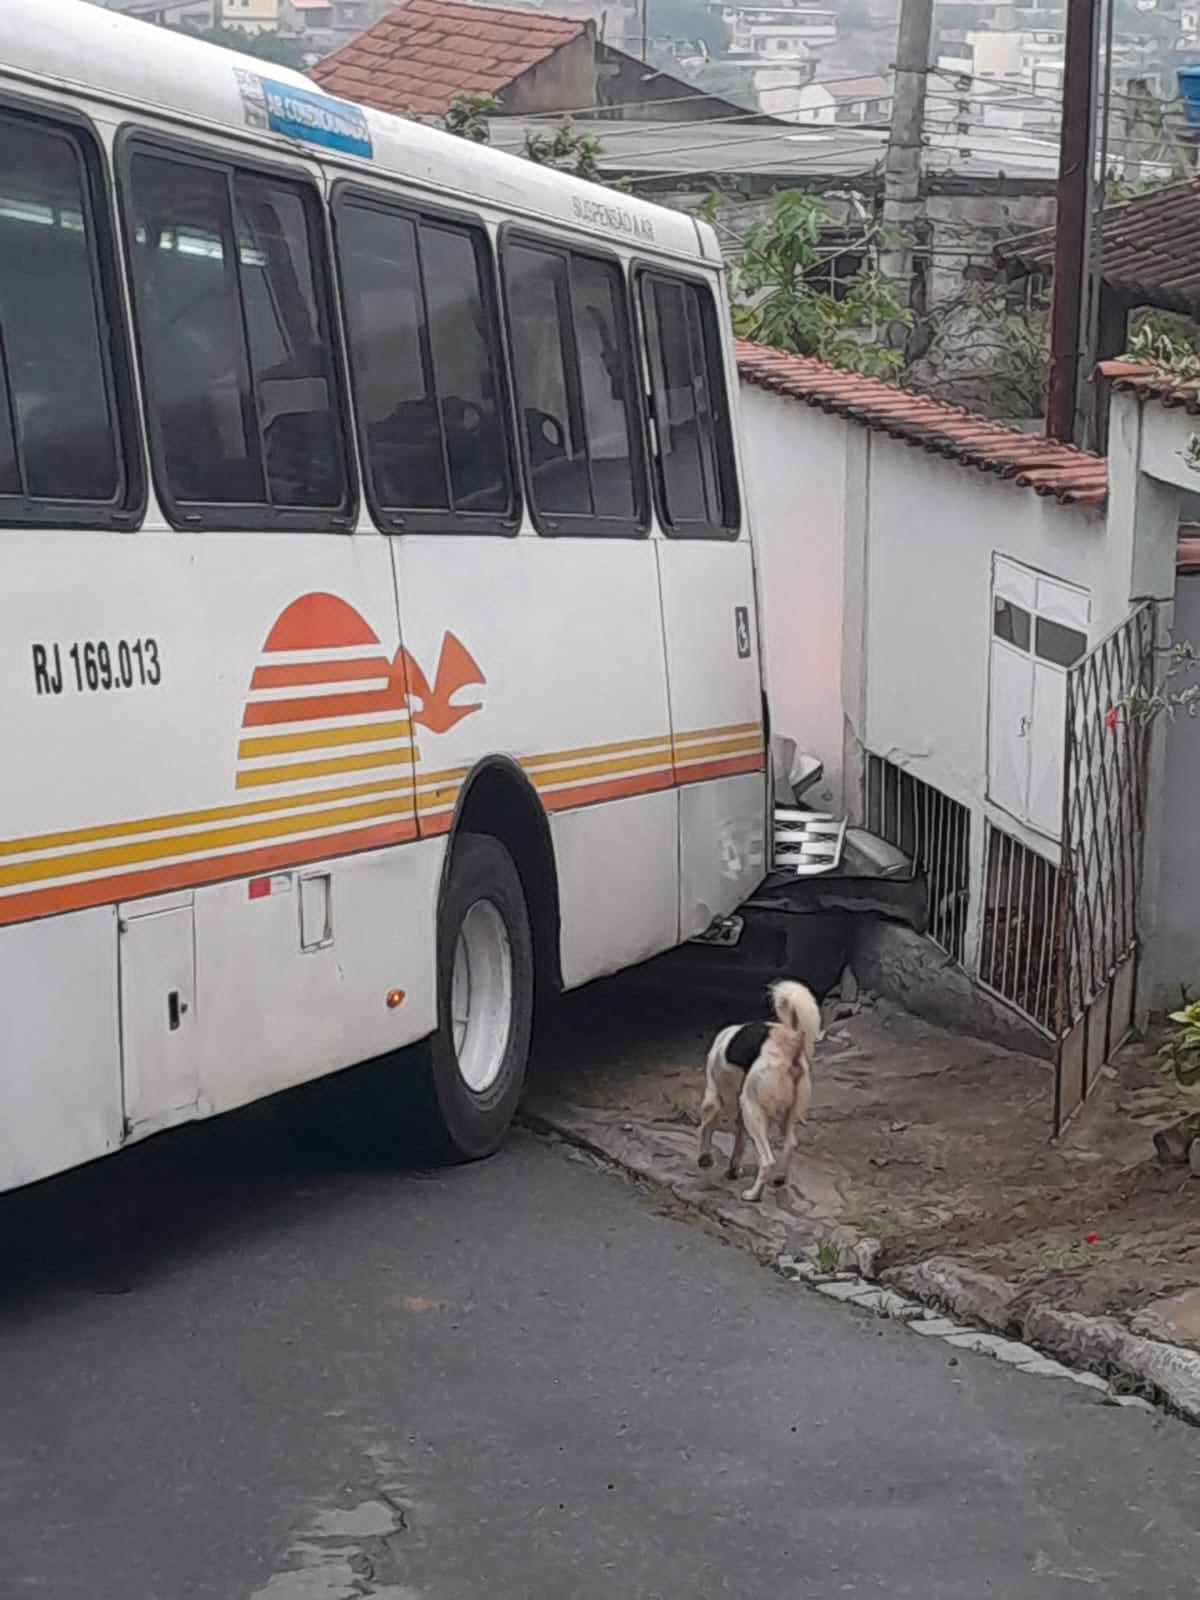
xmin=639 ymin=273 xmax=739 ymax=539
xmin=124 ymin=146 xmax=350 ymax=527
xmin=0 ymin=114 xmax=126 ymax=518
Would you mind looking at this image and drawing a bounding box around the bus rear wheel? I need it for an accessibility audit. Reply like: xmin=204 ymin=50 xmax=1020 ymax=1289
xmin=414 ymin=832 xmax=534 ymax=1161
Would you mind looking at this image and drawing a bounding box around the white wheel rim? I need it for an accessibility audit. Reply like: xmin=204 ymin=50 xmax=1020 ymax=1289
xmin=451 ymin=898 xmax=513 ymax=1094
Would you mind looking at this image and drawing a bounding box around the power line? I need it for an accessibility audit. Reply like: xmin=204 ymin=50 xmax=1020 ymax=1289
xmin=509 ymin=70 xmax=903 ymax=125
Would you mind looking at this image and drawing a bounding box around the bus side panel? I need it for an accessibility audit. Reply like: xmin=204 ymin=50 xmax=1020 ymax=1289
xmin=0 ymin=529 xmax=422 ymax=1139
xmin=0 ymin=908 xmax=122 ymax=1189
xmin=657 ymin=538 xmax=768 ymax=939
xmin=191 ymin=837 xmax=444 ymax=1117
xmin=550 ymin=789 xmax=679 ymax=988
xmin=391 ymin=534 xmax=679 ymax=988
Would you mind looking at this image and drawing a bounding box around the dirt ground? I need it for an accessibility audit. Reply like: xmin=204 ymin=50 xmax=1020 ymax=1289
xmin=527 ymin=968 xmax=1200 ymax=1335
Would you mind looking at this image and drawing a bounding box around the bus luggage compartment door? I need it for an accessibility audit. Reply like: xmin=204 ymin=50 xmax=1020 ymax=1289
xmin=118 ymin=895 xmax=198 ymax=1137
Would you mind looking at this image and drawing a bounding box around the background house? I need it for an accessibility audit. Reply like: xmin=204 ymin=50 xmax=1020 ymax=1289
xmin=310 ymin=0 xmax=758 ymax=120
xmin=735 ymin=339 xmax=1194 ymax=1114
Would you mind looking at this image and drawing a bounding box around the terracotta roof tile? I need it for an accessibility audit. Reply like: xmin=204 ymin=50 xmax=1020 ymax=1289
xmin=1097 ymin=358 xmax=1200 ymax=414
xmin=736 ymin=339 xmax=1108 ymax=506
xmin=999 ymin=179 xmax=1200 ymax=317
xmin=311 ymin=0 xmax=585 ymax=117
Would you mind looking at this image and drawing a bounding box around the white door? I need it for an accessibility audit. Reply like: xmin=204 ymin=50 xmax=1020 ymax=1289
xmin=988 ymin=558 xmax=1090 ymax=839
xmin=988 ymin=636 xmax=1033 ymax=822
xmin=659 ymin=541 xmax=767 ymax=937
xmin=333 ymin=198 xmax=679 ymax=988
xmin=120 ymin=899 xmax=198 ymax=1135
xmin=1028 ymin=662 xmax=1067 ymax=837
xmin=639 ymin=269 xmax=767 ymax=938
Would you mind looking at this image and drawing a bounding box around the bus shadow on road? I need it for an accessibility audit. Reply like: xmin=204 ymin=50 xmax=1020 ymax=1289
xmin=0 ymin=1071 xmax=444 ymax=1309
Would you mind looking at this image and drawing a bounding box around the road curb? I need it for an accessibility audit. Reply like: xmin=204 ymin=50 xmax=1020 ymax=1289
xmin=524 ymin=1104 xmax=1194 ymax=1424
xmin=888 ymin=1258 xmax=1200 ymax=1424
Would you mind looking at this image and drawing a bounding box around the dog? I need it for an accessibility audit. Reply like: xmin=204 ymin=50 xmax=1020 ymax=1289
xmin=696 ymin=980 xmax=821 ymax=1203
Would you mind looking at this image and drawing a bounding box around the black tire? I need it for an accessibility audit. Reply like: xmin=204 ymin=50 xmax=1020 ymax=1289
xmin=409 ymin=831 xmax=535 ymax=1162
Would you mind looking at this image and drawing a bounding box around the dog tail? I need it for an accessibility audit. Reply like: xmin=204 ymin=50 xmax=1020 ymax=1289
xmin=771 ymin=979 xmax=821 ymax=1058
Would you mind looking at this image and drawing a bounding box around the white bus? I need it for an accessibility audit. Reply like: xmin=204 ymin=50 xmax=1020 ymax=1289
xmin=0 ymin=0 xmax=768 ymax=1191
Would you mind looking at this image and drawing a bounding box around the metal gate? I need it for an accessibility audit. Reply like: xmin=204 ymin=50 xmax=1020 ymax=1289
xmin=1052 ymin=603 xmax=1155 ymax=1133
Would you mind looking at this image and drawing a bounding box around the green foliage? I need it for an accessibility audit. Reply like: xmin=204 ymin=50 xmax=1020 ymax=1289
xmin=905 ymin=269 xmax=1050 ymax=421
xmin=435 ymin=95 xmax=603 ymax=183
xmin=1160 ymin=1002 xmax=1200 ymax=1087
xmin=522 ymin=117 xmax=601 ymax=181
xmin=1123 ymin=316 xmax=1200 ymax=378
xmin=171 ymin=23 xmax=306 ymax=69
xmin=726 ymin=190 xmax=910 ymax=376
xmin=441 ymin=92 xmax=500 ymax=144
xmin=1122 ymin=639 xmax=1200 ymax=724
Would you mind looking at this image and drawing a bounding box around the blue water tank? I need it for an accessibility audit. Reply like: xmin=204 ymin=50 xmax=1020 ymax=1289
xmin=1179 ymin=65 xmax=1200 ymax=128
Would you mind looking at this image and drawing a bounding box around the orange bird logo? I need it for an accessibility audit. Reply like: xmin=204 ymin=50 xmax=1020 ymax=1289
xmin=398 ymin=633 xmax=486 ymax=734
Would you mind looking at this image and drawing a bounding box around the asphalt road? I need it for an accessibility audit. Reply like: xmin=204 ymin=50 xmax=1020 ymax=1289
xmin=0 ymin=1093 xmax=1197 ymax=1600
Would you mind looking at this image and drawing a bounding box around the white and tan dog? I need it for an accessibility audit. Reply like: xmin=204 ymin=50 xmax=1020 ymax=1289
xmin=696 ymin=980 xmax=821 ymax=1202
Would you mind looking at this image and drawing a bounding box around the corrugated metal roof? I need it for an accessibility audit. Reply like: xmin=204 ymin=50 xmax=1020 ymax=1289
xmin=737 ymin=340 xmax=1108 ymax=505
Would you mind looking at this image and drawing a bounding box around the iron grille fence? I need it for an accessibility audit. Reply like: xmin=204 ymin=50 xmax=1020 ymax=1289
xmin=1051 ymin=603 xmax=1155 ymax=1131
xmin=978 ymin=825 xmax=1059 ymax=1033
xmin=861 ymin=753 xmax=971 ymax=962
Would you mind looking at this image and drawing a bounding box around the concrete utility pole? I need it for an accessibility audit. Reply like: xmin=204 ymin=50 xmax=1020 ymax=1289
xmin=1046 ymin=0 xmax=1100 ymax=444
xmin=880 ymin=0 xmax=933 ymax=304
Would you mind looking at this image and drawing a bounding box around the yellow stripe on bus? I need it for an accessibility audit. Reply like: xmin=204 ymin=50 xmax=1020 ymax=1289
xmin=236 ymin=746 xmax=418 ymax=789
xmin=238 ymin=718 xmax=412 ymax=760
xmin=521 ymin=733 xmax=673 ymax=770
xmin=672 ymin=734 xmax=764 ymax=764
xmin=526 ymin=747 xmax=674 ymax=791
xmin=673 ymin=722 xmax=762 ymax=748
xmin=0 ymin=778 xmax=415 ymax=860
xmin=0 ymin=796 xmax=413 ymax=891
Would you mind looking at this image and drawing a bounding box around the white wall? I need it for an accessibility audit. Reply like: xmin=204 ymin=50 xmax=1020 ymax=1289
xmin=861 ymin=435 xmax=1110 ymax=848
xmin=740 ymin=385 xmax=847 ymax=810
xmin=741 ymin=370 xmax=1195 ymax=1019
xmin=1154 ymin=573 xmax=1200 ymax=1001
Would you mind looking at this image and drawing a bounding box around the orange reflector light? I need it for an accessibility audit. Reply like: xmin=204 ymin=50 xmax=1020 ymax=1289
xmin=386 ymin=989 xmax=406 ymax=1009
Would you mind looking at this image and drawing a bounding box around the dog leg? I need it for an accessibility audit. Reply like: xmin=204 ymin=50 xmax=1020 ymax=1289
xmin=697 ymin=1093 xmax=721 ymax=1169
xmin=726 ymin=1116 xmax=747 ymax=1181
xmin=739 ymin=1097 xmax=774 ymax=1203
xmin=773 ymin=1104 xmax=807 ymax=1189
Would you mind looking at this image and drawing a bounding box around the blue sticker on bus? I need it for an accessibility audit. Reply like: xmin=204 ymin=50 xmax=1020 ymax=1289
xmin=236 ymin=70 xmax=372 ymax=159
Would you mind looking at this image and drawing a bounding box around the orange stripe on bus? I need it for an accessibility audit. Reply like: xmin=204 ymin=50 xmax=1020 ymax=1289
xmin=541 ymin=768 xmax=676 ymax=812
xmin=0 ymin=819 xmax=415 ymax=929
xmin=675 ymin=752 xmax=766 ymax=784
xmin=242 ymin=686 xmax=406 ymax=727
xmin=250 ymin=657 xmax=391 ymax=690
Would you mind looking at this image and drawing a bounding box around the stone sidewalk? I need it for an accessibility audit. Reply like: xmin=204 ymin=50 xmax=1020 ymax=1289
xmin=525 ymin=969 xmax=1200 ymax=1419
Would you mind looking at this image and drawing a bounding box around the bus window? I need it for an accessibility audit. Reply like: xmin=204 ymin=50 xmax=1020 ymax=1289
xmin=334 ymin=196 xmax=514 ymax=530
xmin=0 ymin=113 xmax=126 ymax=517
xmin=502 ymin=239 xmax=646 ymax=537
xmin=639 ymin=273 xmax=739 ymax=539
xmin=124 ymin=147 xmax=349 ymax=525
